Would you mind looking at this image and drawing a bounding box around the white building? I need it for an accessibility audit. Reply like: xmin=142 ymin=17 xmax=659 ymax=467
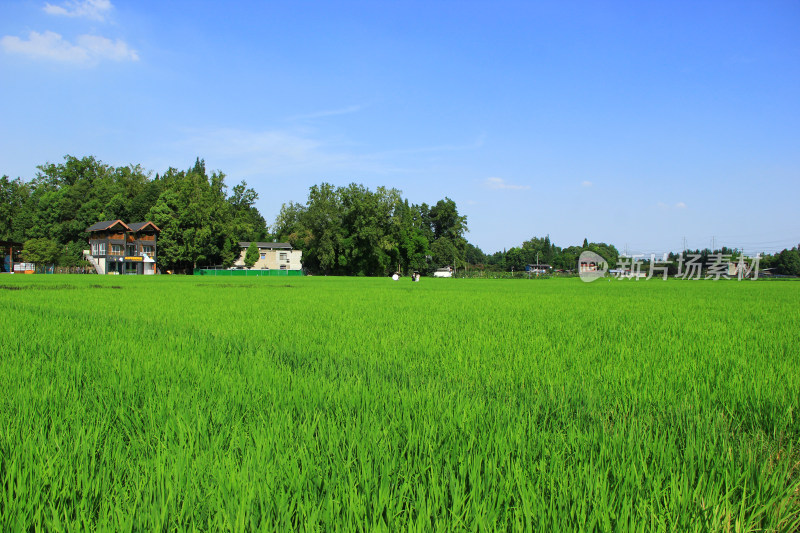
xmin=433 ymin=266 xmax=453 ymax=278
xmin=234 ymin=242 xmax=303 ymax=271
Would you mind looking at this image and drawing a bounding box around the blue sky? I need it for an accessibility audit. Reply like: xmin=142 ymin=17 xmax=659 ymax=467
xmin=1 ymin=0 xmax=798 ymax=255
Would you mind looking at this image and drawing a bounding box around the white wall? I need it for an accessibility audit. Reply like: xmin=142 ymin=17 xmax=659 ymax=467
xmin=235 ymin=248 xmax=303 ymax=270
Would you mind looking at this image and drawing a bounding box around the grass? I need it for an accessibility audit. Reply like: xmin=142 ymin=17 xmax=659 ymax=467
xmin=1 ymin=275 xmax=798 ymax=531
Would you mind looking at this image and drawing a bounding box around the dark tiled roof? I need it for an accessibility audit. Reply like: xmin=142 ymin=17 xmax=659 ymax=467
xmin=239 ymin=242 xmax=293 ymax=250
xmin=85 ymin=220 xmax=160 ymax=232
xmin=128 ymin=221 xmax=161 ymax=232
xmin=85 ymin=220 xmax=130 ymax=232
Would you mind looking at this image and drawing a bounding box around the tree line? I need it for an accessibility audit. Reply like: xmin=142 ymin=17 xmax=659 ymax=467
xmin=0 ymin=155 xmax=472 ymax=275
xmin=2 ymin=155 xmax=799 ymax=276
xmin=272 ymin=183 xmax=468 ymax=276
xmin=1 ymin=156 xmax=266 ymax=272
xmin=479 ymin=236 xmax=620 ymax=273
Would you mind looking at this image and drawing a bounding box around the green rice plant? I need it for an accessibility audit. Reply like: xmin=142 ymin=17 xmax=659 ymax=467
xmin=0 ymin=275 xmax=798 ymax=531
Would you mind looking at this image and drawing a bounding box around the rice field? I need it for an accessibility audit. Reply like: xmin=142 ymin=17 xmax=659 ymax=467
xmin=0 ymin=275 xmax=798 ymax=531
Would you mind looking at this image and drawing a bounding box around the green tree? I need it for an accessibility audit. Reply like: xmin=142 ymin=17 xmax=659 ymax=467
xmin=428 ymin=198 xmax=468 ymax=270
xmin=0 ymin=175 xmax=29 ymax=242
xmin=429 ymin=198 xmax=467 ymax=241
xmin=465 ymin=242 xmax=486 ymax=266
xmin=485 ymin=250 xmax=507 ymax=271
xmin=14 ymin=156 xmax=162 ymax=266
xmin=33 ymin=155 xmax=118 ymax=246
xmin=775 ymin=247 xmax=800 ymax=276
xmin=228 ymin=181 xmax=268 ymax=241
xmin=61 ymin=241 xmax=88 ymax=268
xmin=244 ymin=241 xmax=259 ymax=267
xmin=522 ymin=235 xmax=557 ymax=265
xmin=3 ymin=155 xmax=271 ymax=271
xmin=302 ymin=183 xmax=344 ymax=274
xmin=431 ymin=237 xmax=460 ymax=271
xmin=339 ymin=184 xmax=401 ymax=276
xmin=274 ymin=184 xmax=468 ymax=276
xmin=22 ymin=238 xmax=60 ymax=265
xmin=554 ymin=246 xmax=583 ymax=271
xmin=587 ymin=242 xmax=619 ymax=269
xmin=504 ymin=247 xmax=526 ymax=271
xmin=273 ymin=201 xmax=311 ymax=250
xmin=147 ymin=160 xmax=236 ymax=271
xmin=393 ymin=200 xmax=431 ymax=274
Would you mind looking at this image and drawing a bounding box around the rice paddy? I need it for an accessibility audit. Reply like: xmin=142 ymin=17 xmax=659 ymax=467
xmin=1 ymin=275 xmax=798 ymax=531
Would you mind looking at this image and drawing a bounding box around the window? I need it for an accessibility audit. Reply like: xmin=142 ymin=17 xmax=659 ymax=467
xmin=97 ymin=243 xmax=106 ymax=256
xmin=280 ymin=264 xmax=287 ymax=270
xmin=142 ymin=245 xmax=154 ymax=257
xmin=91 ymin=243 xmax=98 ymax=256
xmin=111 ymin=244 xmax=123 ymax=256
xmin=260 ymin=253 xmax=266 ymax=260
xmin=279 ymin=252 xmax=288 ymax=261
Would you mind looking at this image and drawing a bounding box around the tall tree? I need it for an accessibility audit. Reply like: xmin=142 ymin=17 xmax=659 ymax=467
xmin=22 ymin=238 xmax=60 ymax=265
xmin=775 ymin=247 xmax=800 ymax=276
xmin=273 ymin=201 xmax=311 ymax=250
xmin=428 ymin=198 xmax=468 ymax=269
xmin=0 ymin=175 xmax=29 ymax=242
xmin=339 ymin=184 xmax=401 ymax=276
xmin=244 ymin=241 xmax=259 ymax=267
xmin=465 ymin=243 xmax=486 ymax=266
xmin=302 ymin=183 xmax=344 ymax=274
xmin=147 ymin=161 xmax=233 ymax=271
xmin=274 ymin=184 xmax=468 ymax=275
xmin=393 ymin=200 xmax=431 ymax=273
xmin=429 ymin=198 xmax=466 ymax=241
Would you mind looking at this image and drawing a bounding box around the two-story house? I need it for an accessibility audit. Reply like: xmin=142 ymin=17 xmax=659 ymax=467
xmin=234 ymin=242 xmax=303 ymax=271
xmin=85 ymin=220 xmax=160 ymax=275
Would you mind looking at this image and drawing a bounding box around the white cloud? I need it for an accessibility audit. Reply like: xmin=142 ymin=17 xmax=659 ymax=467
xmin=43 ymin=0 xmax=112 ymax=21
xmin=484 ymin=177 xmax=530 ymax=190
xmin=581 ymin=180 xmax=593 ymax=187
xmin=160 ymin=128 xmax=486 ymax=182
xmin=189 ymin=128 xmax=323 ymax=161
xmin=77 ymin=34 xmax=138 ymax=61
xmin=174 ymin=127 xmax=384 ymax=177
xmin=657 ymin=201 xmax=688 ymax=211
xmin=1 ymin=30 xmax=138 ymax=65
xmin=370 ymin=136 xmax=485 ymax=158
